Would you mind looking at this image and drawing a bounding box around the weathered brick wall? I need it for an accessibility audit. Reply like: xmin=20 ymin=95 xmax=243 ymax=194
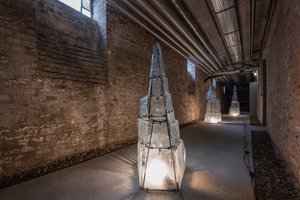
xmin=263 ymin=0 xmax=300 ymax=183
xmin=0 ymin=0 xmax=38 ymax=177
xmin=104 ymin=4 xmax=209 ymax=145
xmin=0 ymin=0 xmax=210 ymax=185
xmin=257 ymin=61 xmax=266 ymax=125
xmin=36 ymin=0 xmax=105 ymax=83
xmin=0 ymin=0 xmax=107 ymax=180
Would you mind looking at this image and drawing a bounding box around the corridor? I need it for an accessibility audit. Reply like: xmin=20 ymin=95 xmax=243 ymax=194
xmin=0 ymin=115 xmax=255 ymax=200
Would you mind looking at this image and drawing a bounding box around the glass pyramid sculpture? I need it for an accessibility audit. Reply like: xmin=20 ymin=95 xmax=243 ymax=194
xmin=204 ymin=79 xmax=222 ymax=123
xmin=137 ymin=43 xmax=186 ymax=190
xmin=229 ymin=85 xmax=240 ymax=116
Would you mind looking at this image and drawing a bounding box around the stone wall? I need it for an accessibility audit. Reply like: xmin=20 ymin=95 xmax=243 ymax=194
xmin=0 ymin=0 xmax=210 ymax=186
xmin=263 ymin=0 xmax=300 ymax=183
xmin=0 ymin=0 xmax=107 ymax=183
xmin=257 ymin=60 xmax=266 ymax=125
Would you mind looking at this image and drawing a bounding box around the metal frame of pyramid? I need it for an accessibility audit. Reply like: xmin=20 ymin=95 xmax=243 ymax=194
xmin=137 ymin=43 xmax=186 ymax=190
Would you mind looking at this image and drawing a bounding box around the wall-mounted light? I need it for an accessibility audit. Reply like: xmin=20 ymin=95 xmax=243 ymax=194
xmin=138 ymin=43 xmax=186 ymax=190
xmin=253 ymin=70 xmax=258 ymax=77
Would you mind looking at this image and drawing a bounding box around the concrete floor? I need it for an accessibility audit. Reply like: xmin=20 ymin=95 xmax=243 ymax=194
xmin=0 ymin=115 xmax=255 ymax=200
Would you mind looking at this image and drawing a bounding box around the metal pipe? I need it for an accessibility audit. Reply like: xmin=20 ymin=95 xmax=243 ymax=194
xmin=166 ymin=0 xmax=233 ymax=84
xmin=204 ymin=0 xmax=239 ymax=84
xmin=152 ymin=0 xmax=222 ymax=71
xmin=213 ymin=67 xmax=259 ymax=76
xmin=258 ymin=0 xmax=275 ymax=60
xmin=234 ymin=0 xmax=244 ymax=65
xmin=205 ymin=0 xmax=236 ymax=70
xmin=108 ymin=0 xmax=235 ymax=84
xmin=132 ymin=0 xmax=218 ymax=72
xmin=249 ymin=0 xmax=256 ymax=62
xmin=150 ymin=0 xmax=233 ymax=84
xmin=205 ymin=66 xmax=259 ymax=82
xmin=108 ymin=0 xmax=213 ymax=75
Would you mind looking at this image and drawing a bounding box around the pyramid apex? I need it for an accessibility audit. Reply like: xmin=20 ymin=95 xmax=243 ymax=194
xmin=150 ymin=42 xmax=166 ymax=78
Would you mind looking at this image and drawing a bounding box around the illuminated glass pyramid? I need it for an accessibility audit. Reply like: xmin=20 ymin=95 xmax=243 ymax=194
xmin=229 ymin=85 xmax=240 ymax=116
xmin=204 ymin=79 xmax=222 ymax=123
xmin=137 ymin=43 xmax=186 ymax=190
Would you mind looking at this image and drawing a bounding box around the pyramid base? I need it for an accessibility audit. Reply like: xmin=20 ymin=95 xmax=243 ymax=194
xmin=137 ymin=140 xmax=186 ymax=190
xmin=204 ymin=112 xmax=222 ymax=123
xmin=229 ymin=107 xmax=240 ymax=117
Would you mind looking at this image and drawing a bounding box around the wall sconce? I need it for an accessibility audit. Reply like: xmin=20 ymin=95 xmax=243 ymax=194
xmin=204 ymin=79 xmax=222 ymax=123
xmin=229 ymin=85 xmax=240 ymax=117
xmin=138 ymin=43 xmax=186 ymax=190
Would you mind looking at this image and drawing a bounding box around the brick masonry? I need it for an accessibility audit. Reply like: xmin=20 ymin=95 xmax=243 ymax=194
xmin=0 ymin=0 xmax=107 ymax=184
xmin=263 ymin=0 xmax=300 ymax=183
xmin=0 ymin=0 xmax=216 ymax=187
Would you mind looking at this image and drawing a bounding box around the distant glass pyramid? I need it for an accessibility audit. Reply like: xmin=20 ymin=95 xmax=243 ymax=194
xmin=229 ymin=85 xmax=240 ymax=116
xmin=204 ymin=79 xmax=222 ymax=123
xmin=137 ymin=43 xmax=186 ymax=190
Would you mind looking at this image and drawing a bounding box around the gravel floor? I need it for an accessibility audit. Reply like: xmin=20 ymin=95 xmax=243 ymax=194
xmin=252 ymin=131 xmax=300 ymax=200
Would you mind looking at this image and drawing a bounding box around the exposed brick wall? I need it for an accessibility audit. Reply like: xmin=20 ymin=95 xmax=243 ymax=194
xmin=263 ymin=0 xmax=300 ymax=183
xmin=0 ymin=0 xmax=107 ymax=180
xmin=36 ymin=0 xmax=105 ymax=83
xmin=257 ymin=60 xmax=266 ymax=125
xmin=0 ymin=0 xmax=38 ymax=177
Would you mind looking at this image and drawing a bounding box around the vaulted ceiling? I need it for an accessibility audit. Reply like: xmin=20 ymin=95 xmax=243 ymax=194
xmin=108 ymin=0 xmax=274 ymax=86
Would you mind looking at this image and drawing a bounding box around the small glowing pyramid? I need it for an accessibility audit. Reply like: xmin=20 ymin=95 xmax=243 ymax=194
xmin=204 ymin=79 xmax=222 ymax=123
xmin=229 ymin=85 xmax=240 ymax=116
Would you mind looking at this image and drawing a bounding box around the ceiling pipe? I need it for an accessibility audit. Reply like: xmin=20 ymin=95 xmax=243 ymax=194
xmin=204 ymin=0 xmax=239 ymax=85
xmin=258 ymin=0 xmax=275 ymax=60
xmin=152 ymin=0 xmax=222 ymax=71
xmin=235 ymin=0 xmax=251 ymax=82
xmin=167 ymin=0 xmax=234 ymax=84
xmin=204 ymin=66 xmax=259 ymax=82
xmin=131 ymin=0 xmax=219 ymax=72
xmin=150 ymin=0 xmax=233 ymax=84
xmin=169 ymin=0 xmax=223 ymax=71
xmin=249 ymin=0 xmax=256 ymax=62
xmin=108 ymin=0 xmax=213 ymax=75
xmin=108 ymin=0 xmax=235 ymax=84
xmin=123 ymin=1 xmax=217 ymax=75
xmin=137 ymin=0 xmax=232 ymax=84
xmin=125 ymin=0 xmax=232 ymax=84
xmin=205 ymin=0 xmax=237 ymax=71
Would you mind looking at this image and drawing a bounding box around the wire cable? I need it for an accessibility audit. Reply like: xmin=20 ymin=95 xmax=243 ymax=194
xmin=242 ymin=121 xmax=258 ymax=199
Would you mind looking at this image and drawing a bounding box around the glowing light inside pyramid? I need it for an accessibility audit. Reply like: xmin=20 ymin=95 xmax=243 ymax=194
xmin=146 ymin=159 xmax=169 ymax=186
